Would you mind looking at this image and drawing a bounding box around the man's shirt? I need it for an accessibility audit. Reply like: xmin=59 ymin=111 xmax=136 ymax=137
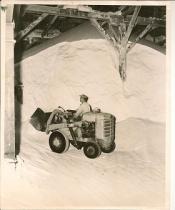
xmin=74 ymin=102 xmax=91 ymax=119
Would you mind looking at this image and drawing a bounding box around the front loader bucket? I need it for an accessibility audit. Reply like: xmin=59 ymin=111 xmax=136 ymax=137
xmin=30 ymin=108 xmax=51 ymax=132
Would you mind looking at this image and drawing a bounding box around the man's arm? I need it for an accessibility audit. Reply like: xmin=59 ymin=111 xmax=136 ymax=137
xmin=74 ymin=105 xmax=83 ymax=119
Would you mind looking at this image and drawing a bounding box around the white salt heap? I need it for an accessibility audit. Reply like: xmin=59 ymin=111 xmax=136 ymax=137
xmin=2 ymin=22 xmax=167 ymax=209
xmin=20 ymin=23 xmax=165 ymax=122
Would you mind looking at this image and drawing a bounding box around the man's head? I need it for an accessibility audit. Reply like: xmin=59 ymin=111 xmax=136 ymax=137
xmin=80 ymin=94 xmax=88 ymax=103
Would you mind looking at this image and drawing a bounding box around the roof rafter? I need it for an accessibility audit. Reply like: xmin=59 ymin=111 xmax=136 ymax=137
xmin=41 ymin=14 xmax=59 ymax=37
xmin=24 ymin=5 xmax=165 ymax=28
xmin=127 ymin=23 xmax=155 ymax=53
xmin=90 ymin=18 xmax=120 ymax=51
xmin=15 ymin=13 xmax=48 ymax=42
xmin=121 ymin=6 xmax=141 ymax=45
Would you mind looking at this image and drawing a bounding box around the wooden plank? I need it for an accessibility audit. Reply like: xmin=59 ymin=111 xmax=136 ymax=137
xmin=108 ymin=24 xmax=121 ymax=47
xmin=16 ymin=13 xmax=48 ymax=42
xmin=90 ymin=18 xmax=119 ymax=51
xmin=26 ymin=29 xmax=60 ymax=39
xmin=90 ymin=18 xmax=113 ymax=42
xmin=25 ymin=5 xmax=119 ymax=21
xmin=117 ymin=6 xmax=141 ymax=81
xmin=24 ymin=5 xmax=165 ymax=28
xmin=91 ymin=18 xmax=126 ymax=80
xmin=125 ymin=15 xmax=165 ymax=27
xmin=42 ymin=14 xmax=59 ymax=37
xmin=119 ymin=46 xmax=127 ymax=81
xmin=25 ymin=5 xmax=96 ymax=19
xmin=122 ymin=6 xmax=135 ymax=16
xmin=118 ymin=6 xmax=128 ymax=12
xmin=5 ymin=22 xmax=16 ymax=159
xmin=109 ymin=15 xmax=124 ymax=27
xmin=122 ymin=6 xmax=141 ymax=45
xmin=13 ymin=5 xmax=22 ymax=33
xmin=6 ymin=5 xmax=14 ymax=22
xmin=127 ymin=23 xmax=153 ymax=53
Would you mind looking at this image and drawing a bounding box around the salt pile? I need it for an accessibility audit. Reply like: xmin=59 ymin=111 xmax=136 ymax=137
xmin=2 ymin=21 xmax=166 ymax=209
xmin=18 ymin=21 xmax=166 ymax=123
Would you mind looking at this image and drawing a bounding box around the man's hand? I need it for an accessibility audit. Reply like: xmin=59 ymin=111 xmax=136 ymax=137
xmin=45 ymin=124 xmax=50 ymax=134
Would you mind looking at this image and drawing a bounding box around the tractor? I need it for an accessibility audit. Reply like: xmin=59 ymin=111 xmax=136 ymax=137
xmin=30 ymin=106 xmax=116 ymax=159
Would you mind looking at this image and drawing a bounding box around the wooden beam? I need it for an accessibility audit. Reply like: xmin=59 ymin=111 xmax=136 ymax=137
xmin=127 ymin=23 xmax=153 ymax=53
xmin=119 ymin=47 xmax=127 ymax=81
xmin=15 ymin=13 xmax=48 ymax=42
xmin=90 ymin=18 xmax=119 ymax=51
xmin=41 ymin=5 xmax=60 ymax=37
xmin=25 ymin=29 xmax=60 ymax=39
xmin=118 ymin=6 xmax=128 ymax=12
xmin=25 ymin=5 xmax=120 ymax=21
xmin=108 ymin=24 xmax=121 ymax=46
xmin=42 ymin=14 xmax=59 ymax=37
xmin=125 ymin=15 xmax=165 ymax=27
xmin=122 ymin=6 xmax=135 ymax=16
xmin=122 ymin=6 xmax=141 ymax=45
xmin=13 ymin=5 xmax=22 ymax=33
xmin=90 ymin=18 xmax=112 ymax=42
xmin=24 ymin=5 xmax=165 ymax=28
xmin=25 ymin=5 xmax=98 ymax=20
xmin=6 ymin=5 xmax=14 ymax=22
xmin=117 ymin=6 xmax=141 ymax=81
xmin=109 ymin=15 xmax=124 ymax=27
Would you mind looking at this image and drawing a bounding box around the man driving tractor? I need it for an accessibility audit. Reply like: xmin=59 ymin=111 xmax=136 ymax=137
xmin=45 ymin=94 xmax=92 ymax=135
xmin=73 ymin=94 xmax=92 ymax=140
xmin=74 ymin=94 xmax=92 ymax=120
xmin=30 ymin=94 xmax=116 ymax=158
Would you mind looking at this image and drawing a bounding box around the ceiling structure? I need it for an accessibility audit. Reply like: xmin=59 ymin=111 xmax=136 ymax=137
xmin=13 ymin=5 xmax=166 ymax=80
xmin=14 ymin=5 xmax=166 ymax=50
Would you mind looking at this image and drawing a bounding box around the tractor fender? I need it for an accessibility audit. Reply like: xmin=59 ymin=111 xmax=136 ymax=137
xmin=53 ymin=129 xmax=70 ymax=142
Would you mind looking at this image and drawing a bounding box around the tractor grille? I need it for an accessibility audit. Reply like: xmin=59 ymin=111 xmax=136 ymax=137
xmin=95 ymin=113 xmax=115 ymax=141
xmin=103 ymin=116 xmax=115 ymax=138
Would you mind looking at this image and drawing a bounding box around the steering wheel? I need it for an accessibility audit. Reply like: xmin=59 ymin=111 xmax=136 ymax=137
xmin=58 ymin=106 xmax=66 ymax=112
xmin=58 ymin=106 xmax=69 ymax=119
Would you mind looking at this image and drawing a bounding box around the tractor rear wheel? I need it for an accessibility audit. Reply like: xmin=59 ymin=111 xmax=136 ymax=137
xmin=49 ymin=132 xmax=70 ymax=153
xmin=83 ymin=142 xmax=101 ymax=159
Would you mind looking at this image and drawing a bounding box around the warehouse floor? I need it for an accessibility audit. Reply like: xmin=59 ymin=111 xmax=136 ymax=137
xmin=2 ymin=118 xmax=166 ymax=209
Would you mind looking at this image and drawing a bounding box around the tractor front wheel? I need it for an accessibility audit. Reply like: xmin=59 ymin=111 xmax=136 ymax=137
xmin=83 ymin=142 xmax=101 ymax=159
xmin=101 ymin=142 xmax=116 ymax=153
xmin=49 ymin=132 xmax=70 ymax=153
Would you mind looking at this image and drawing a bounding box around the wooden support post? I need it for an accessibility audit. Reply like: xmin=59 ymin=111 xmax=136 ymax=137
xmin=90 ymin=18 xmax=119 ymax=51
xmin=119 ymin=46 xmax=127 ymax=81
xmin=16 ymin=13 xmax=48 ymax=42
xmin=13 ymin=5 xmax=21 ymax=32
xmin=122 ymin=6 xmax=141 ymax=45
xmin=4 ymin=5 xmax=16 ymax=159
xmin=127 ymin=23 xmax=153 ymax=53
xmin=118 ymin=6 xmax=141 ymax=81
xmin=108 ymin=23 xmax=121 ymax=46
xmin=90 ymin=18 xmax=112 ymax=41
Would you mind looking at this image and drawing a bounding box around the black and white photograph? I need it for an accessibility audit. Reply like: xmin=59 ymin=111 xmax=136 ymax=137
xmin=0 ymin=1 xmax=174 ymax=209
